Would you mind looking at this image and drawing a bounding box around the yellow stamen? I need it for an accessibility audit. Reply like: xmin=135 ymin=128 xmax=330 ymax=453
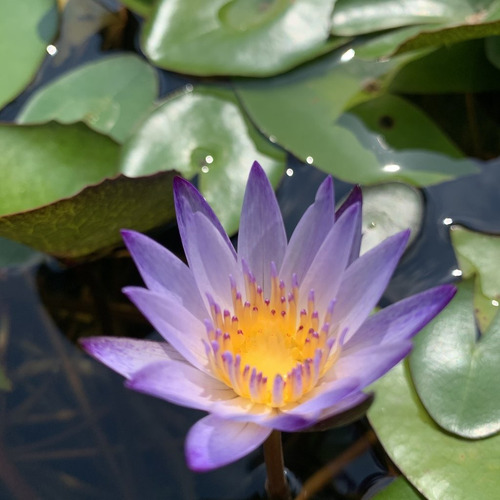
xmin=206 ymin=267 xmax=341 ymax=407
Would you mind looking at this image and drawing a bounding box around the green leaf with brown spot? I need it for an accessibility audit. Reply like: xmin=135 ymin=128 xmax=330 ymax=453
xmin=0 ymin=123 xmax=176 ymax=259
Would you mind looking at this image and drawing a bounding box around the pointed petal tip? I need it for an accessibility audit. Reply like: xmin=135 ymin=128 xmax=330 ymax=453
xmin=250 ymin=160 xmax=264 ymax=171
xmin=335 ymin=185 xmax=362 ymax=218
xmin=121 ymin=285 xmax=144 ymax=299
xmin=315 ymin=175 xmax=334 ymax=201
xmin=248 ymin=161 xmax=271 ymax=185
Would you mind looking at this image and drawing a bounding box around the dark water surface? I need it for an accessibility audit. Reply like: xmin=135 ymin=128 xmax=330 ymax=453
xmin=2 ymin=8 xmax=500 ymax=500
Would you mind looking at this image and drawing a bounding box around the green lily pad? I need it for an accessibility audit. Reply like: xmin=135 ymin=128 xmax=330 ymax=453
xmin=359 ymin=183 xmax=423 ymax=255
xmin=236 ymin=53 xmax=478 ymax=185
xmin=349 ymin=94 xmax=464 ymax=156
xmin=140 ymin=0 xmax=340 ymax=77
xmin=369 ymin=362 xmax=500 ymax=500
xmin=373 ymin=476 xmax=423 ymax=499
xmin=389 ymin=40 xmax=500 ymax=94
xmin=485 ymin=36 xmax=500 ymax=68
xmin=17 ymin=54 xmax=158 ymax=143
xmin=394 ymin=18 xmax=500 ymax=56
xmin=332 ymin=0 xmax=500 ymax=57
xmin=450 ymin=225 xmax=500 ymax=300
xmin=0 ymin=0 xmax=58 ymax=108
xmin=336 ymin=113 xmax=478 ymax=185
xmin=121 ymin=87 xmax=286 ymax=235
xmin=472 ymin=280 xmax=499 ymax=335
xmin=0 ymin=122 xmax=176 ymax=258
xmin=331 ymin=0 xmax=453 ymax=35
xmin=355 ymin=26 xmax=435 ymax=60
xmin=410 ymin=279 xmax=500 ymax=439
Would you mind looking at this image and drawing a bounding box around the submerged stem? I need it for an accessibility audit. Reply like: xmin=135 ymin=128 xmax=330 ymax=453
xmin=263 ymin=430 xmax=291 ymax=500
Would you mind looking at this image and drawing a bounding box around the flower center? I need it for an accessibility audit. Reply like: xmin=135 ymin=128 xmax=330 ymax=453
xmin=204 ymin=264 xmax=341 ymax=407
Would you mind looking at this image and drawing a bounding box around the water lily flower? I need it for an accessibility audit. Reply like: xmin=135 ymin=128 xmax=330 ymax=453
xmin=81 ymin=162 xmax=455 ymax=471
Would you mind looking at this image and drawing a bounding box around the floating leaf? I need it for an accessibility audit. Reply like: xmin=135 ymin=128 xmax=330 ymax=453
xmin=17 ymin=54 xmax=158 ymax=143
xmin=369 ymin=362 xmax=500 ymax=500
xmin=121 ymin=88 xmax=286 ymax=234
xmin=140 ymin=0 xmax=341 ymax=77
xmin=485 ymin=35 xmax=500 ymax=68
xmin=236 ymin=53 xmax=478 ymax=185
xmin=450 ymin=225 xmax=500 ymax=300
xmin=0 ymin=0 xmax=58 ymax=108
xmin=349 ymin=94 xmax=464 ymax=156
xmin=0 ymin=123 xmax=176 ymax=258
xmin=332 ymin=0 xmax=500 ymax=57
xmin=410 ymin=280 xmax=500 ymax=439
xmin=354 ymin=26 xmax=435 ymax=60
xmin=335 ymin=113 xmax=478 ymax=185
xmin=360 ymin=183 xmax=423 ymax=255
xmin=389 ymin=40 xmax=500 ymax=94
xmin=331 ymin=0 xmax=452 ymax=35
xmin=372 ymin=476 xmax=423 ymax=500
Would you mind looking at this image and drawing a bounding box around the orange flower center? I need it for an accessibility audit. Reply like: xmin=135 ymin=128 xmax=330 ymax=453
xmin=204 ymin=264 xmax=341 ymax=407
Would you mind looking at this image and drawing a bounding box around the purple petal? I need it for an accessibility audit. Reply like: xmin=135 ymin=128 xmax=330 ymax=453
xmin=237 ymin=161 xmax=287 ymax=296
xmin=126 ymin=360 xmax=235 ymax=410
xmin=208 ymin=399 xmax=311 ymax=432
xmin=80 ymin=337 xmax=182 ymax=379
xmin=121 ymin=230 xmax=207 ymax=318
xmin=183 ymin=211 xmax=243 ymax=309
xmin=298 ymin=202 xmax=361 ymax=313
xmin=335 ymin=186 xmax=362 ymax=265
xmin=332 ymin=342 xmax=412 ymax=388
xmin=185 ymin=414 xmax=271 ymax=471
xmin=331 ymin=230 xmax=410 ymax=343
xmin=280 ymin=176 xmax=335 ymax=286
xmin=124 ymin=287 xmax=210 ymax=373
xmin=281 ymin=377 xmax=360 ymax=417
xmin=335 ymin=185 xmax=362 ymax=219
xmin=174 ymin=177 xmax=236 ymax=259
xmin=343 ymin=284 xmax=456 ymax=355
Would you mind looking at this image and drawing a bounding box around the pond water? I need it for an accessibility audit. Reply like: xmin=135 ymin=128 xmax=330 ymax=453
xmin=2 ymin=4 xmax=500 ymax=500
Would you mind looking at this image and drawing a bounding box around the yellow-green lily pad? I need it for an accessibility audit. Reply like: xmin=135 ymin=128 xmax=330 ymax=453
xmin=373 ymin=476 xmax=423 ymax=499
xmin=410 ymin=280 xmax=500 ymax=439
xmin=140 ymin=0 xmax=340 ymax=77
xmin=369 ymin=362 xmax=500 ymax=500
xmin=236 ymin=53 xmax=478 ymax=185
xmin=332 ymin=0 xmax=500 ymax=58
xmin=450 ymin=225 xmax=500 ymax=300
xmin=17 ymin=54 xmax=158 ymax=143
xmin=0 ymin=122 xmax=176 ymax=259
xmin=0 ymin=0 xmax=58 ymax=108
